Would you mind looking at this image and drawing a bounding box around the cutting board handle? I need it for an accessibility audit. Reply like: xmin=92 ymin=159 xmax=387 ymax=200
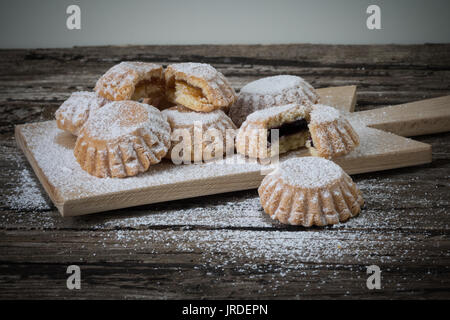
xmin=350 ymin=95 xmax=450 ymax=137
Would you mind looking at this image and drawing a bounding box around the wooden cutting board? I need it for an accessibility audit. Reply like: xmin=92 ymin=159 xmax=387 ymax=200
xmin=15 ymin=86 xmax=450 ymax=217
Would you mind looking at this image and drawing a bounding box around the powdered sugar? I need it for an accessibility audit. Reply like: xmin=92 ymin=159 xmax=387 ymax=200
xmin=170 ymin=62 xmax=219 ymax=81
xmin=241 ymin=75 xmax=306 ymax=95
xmin=162 ymin=107 xmax=226 ymax=126
xmin=246 ymin=103 xmax=307 ymax=123
xmin=5 ymin=168 xmax=51 ymax=211
xmin=95 ymin=62 xmax=162 ymax=100
xmin=83 ymin=101 xmax=166 ymax=140
xmin=310 ymin=104 xmax=341 ymax=124
xmin=55 ymin=91 xmax=109 ymax=135
xmin=278 ymin=157 xmax=344 ymax=188
xmin=16 ymin=118 xmax=428 ymax=215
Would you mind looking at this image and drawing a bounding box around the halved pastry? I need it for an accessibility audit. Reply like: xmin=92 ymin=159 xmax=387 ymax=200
xmin=162 ymin=105 xmax=236 ymax=163
xmin=165 ymin=62 xmax=237 ymax=112
xmin=308 ymin=104 xmax=359 ymax=159
xmin=95 ymin=62 xmax=167 ymax=108
xmin=236 ymin=103 xmax=312 ymax=159
xmin=236 ymin=103 xmax=359 ymax=159
xmin=74 ymin=101 xmax=171 ymax=178
xmin=229 ymin=75 xmax=319 ymax=127
xmin=258 ymin=157 xmax=364 ymax=227
xmin=55 ymin=91 xmax=109 ymax=136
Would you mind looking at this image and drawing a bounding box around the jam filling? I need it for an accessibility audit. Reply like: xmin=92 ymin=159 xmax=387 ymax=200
xmin=267 ymin=118 xmax=308 ymax=142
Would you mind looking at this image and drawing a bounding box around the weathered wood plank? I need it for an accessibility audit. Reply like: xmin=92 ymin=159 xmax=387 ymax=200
xmin=0 ymin=44 xmax=449 ymax=299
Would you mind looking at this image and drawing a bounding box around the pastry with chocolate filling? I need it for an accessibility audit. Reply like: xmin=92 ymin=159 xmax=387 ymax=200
xmin=258 ymin=157 xmax=364 ymax=227
xmin=165 ymin=62 xmax=237 ymax=112
xmin=236 ymin=103 xmax=312 ymax=159
xmin=229 ymin=75 xmax=319 ymax=127
xmin=162 ymin=105 xmax=236 ymax=163
xmin=74 ymin=101 xmax=171 ymax=178
xmin=55 ymin=91 xmax=110 ymax=136
xmin=236 ymin=103 xmax=359 ymax=159
xmin=95 ymin=62 xmax=167 ymax=108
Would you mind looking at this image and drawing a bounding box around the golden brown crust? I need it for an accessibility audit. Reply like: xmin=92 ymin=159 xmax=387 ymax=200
xmin=95 ymin=62 xmax=164 ymax=102
xmin=74 ymin=101 xmax=171 ymax=178
xmin=258 ymin=157 xmax=364 ymax=227
xmin=165 ymin=63 xmax=237 ymax=112
xmin=229 ymin=75 xmax=319 ymax=127
xmin=236 ymin=103 xmax=359 ymax=159
xmin=55 ymin=91 xmax=109 ymax=136
xmin=308 ymin=104 xmax=360 ymax=159
xmin=236 ymin=104 xmax=310 ymax=158
xmin=162 ymin=105 xmax=236 ymax=162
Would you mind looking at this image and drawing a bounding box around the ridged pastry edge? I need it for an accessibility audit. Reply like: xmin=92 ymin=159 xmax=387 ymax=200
xmin=74 ymin=126 xmax=170 ymax=178
xmin=165 ymin=117 xmax=236 ymax=162
xmin=309 ymin=117 xmax=360 ymax=159
xmin=258 ymin=172 xmax=364 ymax=227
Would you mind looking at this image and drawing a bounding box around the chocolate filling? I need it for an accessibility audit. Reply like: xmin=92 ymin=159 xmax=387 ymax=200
xmin=267 ymin=118 xmax=308 ymax=142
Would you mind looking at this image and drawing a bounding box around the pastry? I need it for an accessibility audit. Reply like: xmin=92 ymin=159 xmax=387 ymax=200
xmin=95 ymin=62 xmax=167 ymax=107
xmin=236 ymin=103 xmax=359 ymax=159
xmin=236 ymin=103 xmax=312 ymax=159
xmin=55 ymin=91 xmax=110 ymax=136
xmin=229 ymin=75 xmax=319 ymax=127
xmin=165 ymin=62 xmax=237 ymax=112
xmin=307 ymin=104 xmax=359 ymax=159
xmin=74 ymin=101 xmax=171 ymax=178
xmin=258 ymin=157 xmax=364 ymax=226
xmin=162 ymin=105 xmax=236 ymax=163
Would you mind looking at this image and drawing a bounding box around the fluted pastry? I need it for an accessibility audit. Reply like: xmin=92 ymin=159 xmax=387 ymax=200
xmin=95 ymin=62 xmax=167 ymax=108
xmin=74 ymin=101 xmax=171 ymax=178
xmin=236 ymin=103 xmax=312 ymax=159
xmin=236 ymin=103 xmax=359 ymax=159
xmin=258 ymin=157 xmax=364 ymax=226
xmin=162 ymin=105 xmax=236 ymax=163
xmin=308 ymin=104 xmax=359 ymax=159
xmin=165 ymin=62 xmax=237 ymax=112
xmin=55 ymin=91 xmax=109 ymax=136
xmin=229 ymin=75 xmax=319 ymax=127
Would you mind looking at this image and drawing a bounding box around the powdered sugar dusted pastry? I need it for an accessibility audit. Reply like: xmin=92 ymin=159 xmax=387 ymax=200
xmin=74 ymin=101 xmax=171 ymax=178
xmin=162 ymin=105 xmax=236 ymax=162
xmin=236 ymin=103 xmax=311 ymax=159
xmin=55 ymin=91 xmax=110 ymax=136
xmin=229 ymin=75 xmax=319 ymax=127
xmin=308 ymin=104 xmax=359 ymax=159
xmin=258 ymin=157 xmax=364 ymax=226
xmin=165 ymin=62 xmax=237 ymax=112
xmin=95 ymin=62 xmax=166 ymax=107
xmin=236 ymin=103 xmax=359 ymax=159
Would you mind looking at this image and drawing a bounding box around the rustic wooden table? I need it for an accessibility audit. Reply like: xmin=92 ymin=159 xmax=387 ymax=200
xmin=0 ymin=44 xmax=449 ymax=299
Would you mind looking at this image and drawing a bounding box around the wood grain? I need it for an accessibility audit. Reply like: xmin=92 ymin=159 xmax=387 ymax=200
xmin=15 ymin=85 xmax=439 ymax=217
xmin=350 ymin=95 xmax=450 ymax=136
xmin=1 ymin=44 xmax=449 ymax=299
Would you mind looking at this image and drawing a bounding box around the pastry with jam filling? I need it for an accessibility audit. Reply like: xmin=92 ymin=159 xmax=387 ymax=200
xmin=164 ymin=62 xmax=237 ymax=112
xmin=95 ymin=62 xmax=168 ymax=108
